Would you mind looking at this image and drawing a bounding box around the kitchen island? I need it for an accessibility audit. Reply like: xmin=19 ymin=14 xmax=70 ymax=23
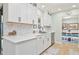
xmin=2 ymin=33 xmax=54 ymax=55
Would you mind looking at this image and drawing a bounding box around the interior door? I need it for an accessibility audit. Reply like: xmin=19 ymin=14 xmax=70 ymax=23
xmin=62 ymin=16 xmax=78 ymax=44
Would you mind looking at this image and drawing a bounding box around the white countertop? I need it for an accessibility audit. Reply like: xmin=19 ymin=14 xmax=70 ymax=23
xmin=2 ymin=33 xmax=43 ymax=44
xmin=2 ymin=32 xmax=54 ymax=44
xmin=2 ymin=35 xmax=36 ymax=44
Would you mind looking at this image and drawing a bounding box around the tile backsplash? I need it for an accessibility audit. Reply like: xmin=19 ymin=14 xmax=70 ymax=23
xmin=5 ymin=23 xmax=33 ymax=36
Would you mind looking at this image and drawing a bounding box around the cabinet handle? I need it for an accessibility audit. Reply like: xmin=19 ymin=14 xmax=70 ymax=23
xmin=18 ymin=17 xmax=21 ymax=22
xmin=37 ymin=39 xmax=39 ymax=40
xmin=43 ymin=40 xmax=44 ymax=44
xmin=47 ymin=38 xmax=49 ymax=41
xmin=39 ymin=37 xmax=41 ymax=39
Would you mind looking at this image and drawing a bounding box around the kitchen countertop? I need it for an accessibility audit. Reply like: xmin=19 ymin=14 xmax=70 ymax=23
xmin=2 ymin=33 xmax=43 ymax=44
xmin=2 ymin=32 xmax=54 ymax=44
xmin=2 ymin=35 xmax=36 ymax=44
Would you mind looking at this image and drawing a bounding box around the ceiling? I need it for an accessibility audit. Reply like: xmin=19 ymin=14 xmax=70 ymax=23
xmin=37 ymin=3 xmax=79 ymax=14
xmin=0 ymin=3 xmax=79 ymax=14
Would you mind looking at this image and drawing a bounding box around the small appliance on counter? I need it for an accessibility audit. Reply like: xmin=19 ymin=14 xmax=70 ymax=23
xmin=8 ymin=30 xmax=16 ymax=36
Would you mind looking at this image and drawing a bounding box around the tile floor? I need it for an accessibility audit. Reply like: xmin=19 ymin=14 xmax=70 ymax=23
xmin=42 ymin=43 xmax=79 ymax=55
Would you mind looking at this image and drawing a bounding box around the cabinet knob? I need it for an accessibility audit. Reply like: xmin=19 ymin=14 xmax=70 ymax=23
xmin=47 ymin=38 xmax=49 ymax=41
xmin=39 ymin=37 xmax=42 ymax=39
xmin=43 ymin=40 xmax=44 ymax=44
xmin=18 ymin=17 xmax=21 ymax=22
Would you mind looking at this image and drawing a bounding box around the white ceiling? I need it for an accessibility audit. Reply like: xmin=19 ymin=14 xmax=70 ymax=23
xmin=0 ymin=3 xmax=79 ymax=13
xmin=37 ymin=3 xmax=79 ymax=14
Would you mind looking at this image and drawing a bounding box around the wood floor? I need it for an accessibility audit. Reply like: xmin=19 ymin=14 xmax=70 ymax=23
xmin=42 ymin=43 xmax=79 ymax=55
xmin=0 ymin=43 xmax=79 ymax=55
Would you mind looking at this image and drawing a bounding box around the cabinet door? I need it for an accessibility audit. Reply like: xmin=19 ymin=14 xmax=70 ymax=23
xmin=43 ymin=38 xmax=48 ymax=50
xmin=43 ymin=13 xmax=48 ymax=26
xmin=8 ymin=3 xmax=21 ymax=22
xmin=47 ymin=15 xmax=52 ymax=26
xmin=20 ymin=4 xmax=33 ymax=24
xmin=37 ymin=36 xmax=43 ymax=54
xmin=40 ymin=14 xmax=44 ymax=26
xmin=49 ymin=33 xmax=52 ymax=45
xmin=47 ymin=33 xmax=51 ymax=46
xmin=27 ymin=4 xmax=34 ymax=24
xmin=20 ymin=3 xmax=28 ymax=23
xmin=33 ymin=8 xmax=38 ymax=24
xmin=47 ymin=37 xmax=51 ymax=47
xmin=16 ymin=39 xmax=37 ymax=55
xmin=21 ymin=4 xmax=39 ymax=24
xmin=43 ymin=13 xmax=51 ymax=26
xmin=44 ymin=34 xmax=51 ymax=50
xmin=43 ymin=35 xmax=49 ymax=50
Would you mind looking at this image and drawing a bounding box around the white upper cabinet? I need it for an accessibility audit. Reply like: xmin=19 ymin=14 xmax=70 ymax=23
xmin=7 ymin=3 xmax=38 ymax=24
xmin=28 ymin=4 xmax=39 ymax=24
xmin=26 ymin=4 xmax=34 ymax=24
xmin=7 ymin=3 xmax=51 ymax=25
xmin=20 ymin=4 xmax=28 ymax=23
xmin=43 ymin=12 xmax=52 ymax=26
xmin=8 ymin=3 xmax=21 ymax=22
xmin=33 ymin=8 xmax=38 ymax=24
xmin=21 ymin=4 xmax=37 ymax=24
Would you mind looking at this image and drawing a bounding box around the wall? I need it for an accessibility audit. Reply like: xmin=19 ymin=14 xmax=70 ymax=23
xmin=51 ymin=8 xmax=79 ymax=44
xmin=3 ymin=3 xmax=52 ymax=36
xmin=3 ymin=4 xmax=34 ymax=36
xmin=3 ymin=3 xmax=8 ymax=35
xmin=5 ymin=23 xmax=33 ymax=35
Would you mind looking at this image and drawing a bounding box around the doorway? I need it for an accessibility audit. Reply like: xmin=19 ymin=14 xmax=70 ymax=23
xmin=62 ymin=16 xmax=79 ymax=44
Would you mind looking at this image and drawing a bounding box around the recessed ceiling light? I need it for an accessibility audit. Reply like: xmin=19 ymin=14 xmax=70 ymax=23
xmin=72 ymin=5 xmax=76 ymax=8
xmin=58 ymin=8 xmax=62 ymax=11
xmin=64 ymin=16 xmax=71 ymax=19
xmin=42 ymin=5 xmax=45 ymax=8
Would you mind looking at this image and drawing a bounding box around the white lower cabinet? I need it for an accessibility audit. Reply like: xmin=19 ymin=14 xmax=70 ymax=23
xmin=36 ymin=34 xmax=51 ymax=54
xmin=44 ymin=34 xmax=51 ymax=50
xmin=37 ymin=36 xmax=44 ymax=54
xmin=3 ymin=33 xmax=52 ymax=55
xmin=3 ymin=38 xmax=37 ymax=55
xmin=16 ymin=39 xmax=37 ymax=55
xmin=47 ymin=34 xmax=51 ymax=47
xmin=43 ymin=35 xmax=48 ymax=50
